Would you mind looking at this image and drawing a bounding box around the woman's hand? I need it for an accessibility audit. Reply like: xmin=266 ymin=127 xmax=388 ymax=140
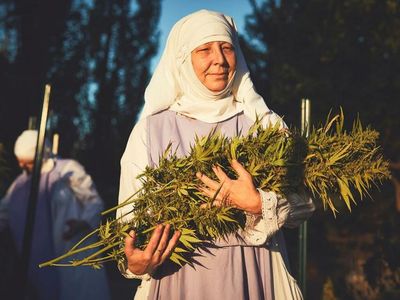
xmin=124 ymin=224 xmax=181 ymax=275
xmin=196 ymin=159 xmax=261 ymax=214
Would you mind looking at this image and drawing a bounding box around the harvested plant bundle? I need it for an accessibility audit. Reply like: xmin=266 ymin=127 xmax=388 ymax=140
xmin=40 ymin=112 xmax=390 ymax=268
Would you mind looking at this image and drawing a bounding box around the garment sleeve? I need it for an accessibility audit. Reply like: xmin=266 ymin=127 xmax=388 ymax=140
xmin=241 ymin=190 xmax=315 ymax=245
xmin=116 ymin=119 xmax=152 ymax=280
xmin=240 ymin=111 xmax=315 ymax=245
xmin=59 ymin=160 xmax=104 ymax=229
xmin=117 ymin=119 xmax=149 ymax=221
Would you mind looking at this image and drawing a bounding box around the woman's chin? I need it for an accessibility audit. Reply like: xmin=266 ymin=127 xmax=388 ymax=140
xmin=204 ymin=81 xmax=229 ymax=92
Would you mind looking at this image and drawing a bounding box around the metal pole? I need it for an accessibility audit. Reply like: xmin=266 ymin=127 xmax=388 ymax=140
xmin=20 ymin=84 xmax=52 ymax=298
xmin=299 ymin=98 xmax=311 ymax=296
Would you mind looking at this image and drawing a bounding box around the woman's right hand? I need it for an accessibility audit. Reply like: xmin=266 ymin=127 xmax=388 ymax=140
xmin=124 ymin=224 xmax=181 ymax=275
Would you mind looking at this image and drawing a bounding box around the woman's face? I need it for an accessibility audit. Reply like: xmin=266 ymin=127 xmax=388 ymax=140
xmin=191 ymin=41 xmax=236 ymax=92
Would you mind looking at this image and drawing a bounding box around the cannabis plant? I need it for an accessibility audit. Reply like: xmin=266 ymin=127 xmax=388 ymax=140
xmin=40 ymin=112 xmax=390 ymax=269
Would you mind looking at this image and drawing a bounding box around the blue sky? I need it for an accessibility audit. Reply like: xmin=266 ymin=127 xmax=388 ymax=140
xmin=151 ymin=0 xmax=253 ymax=70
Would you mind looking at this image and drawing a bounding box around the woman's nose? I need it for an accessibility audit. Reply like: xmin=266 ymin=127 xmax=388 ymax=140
xmin=212 ymin=46 xmax=226 ymax=65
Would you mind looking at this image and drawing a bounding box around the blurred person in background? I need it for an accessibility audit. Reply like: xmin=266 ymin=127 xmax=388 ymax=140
xmin=0 ymin=129 xmax=110 ymax=300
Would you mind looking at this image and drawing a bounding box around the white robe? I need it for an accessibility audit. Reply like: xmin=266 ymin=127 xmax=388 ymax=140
xmin=0 ymin=158 xmax=111 ymax=300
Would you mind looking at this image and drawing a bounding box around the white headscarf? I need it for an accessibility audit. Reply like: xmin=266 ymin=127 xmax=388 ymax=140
xmin=141 ymin=9 xmax=274 ymax=123
xmin=14 ymin=130 xmax=51 ymax=161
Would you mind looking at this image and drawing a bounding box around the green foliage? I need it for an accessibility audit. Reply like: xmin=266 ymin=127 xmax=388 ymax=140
xmin=305 ymin=110 xmax=389 ymax=213
xmin=244 ymin=0 xmax=400 ymax=161
xmin=40 ymin=112 xmax=390 ymax=269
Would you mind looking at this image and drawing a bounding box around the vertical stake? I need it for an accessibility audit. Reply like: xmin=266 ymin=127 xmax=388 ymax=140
xmin=21 ymin=84 xmax=52 ymax=298
xmin=299 ymin=98 xmax=311 ymax=296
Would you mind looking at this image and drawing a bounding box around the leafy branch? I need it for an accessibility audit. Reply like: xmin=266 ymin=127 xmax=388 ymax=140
xmin=40 ymin=112 xmax=390 ymax=269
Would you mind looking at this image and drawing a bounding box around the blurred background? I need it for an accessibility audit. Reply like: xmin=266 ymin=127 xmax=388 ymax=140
xmin=0 ymin=0 xmax=399 ymax=299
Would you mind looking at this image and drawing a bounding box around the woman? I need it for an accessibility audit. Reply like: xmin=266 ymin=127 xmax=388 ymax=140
xmin=118 ymin=9 xmax=314 ymax=300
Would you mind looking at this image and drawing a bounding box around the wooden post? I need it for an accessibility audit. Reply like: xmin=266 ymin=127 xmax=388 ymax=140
xmin=299 ymin=98 xmax=311 ymax=296
xmin=21 ymin=84 xmax=52 ymax=297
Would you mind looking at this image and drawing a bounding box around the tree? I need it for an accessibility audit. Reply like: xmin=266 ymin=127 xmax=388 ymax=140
xmin=244 ymin=0 xmax=400 ymax=159
xmin=82 ymin=0 xmax=161 ymax=200
xmin=0 ymin=0 xmax=71 ymax=152
xmin=244 ymin=1 xmax=400 ymax=298
xmin=0 ymin=0 xmax=161 ymax=208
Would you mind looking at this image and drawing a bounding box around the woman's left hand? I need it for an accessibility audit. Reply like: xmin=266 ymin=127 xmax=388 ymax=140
xmin=196 ymin=159 xmax=261 ymax=214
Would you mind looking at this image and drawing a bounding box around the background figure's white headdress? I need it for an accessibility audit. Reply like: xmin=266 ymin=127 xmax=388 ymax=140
xmin=14 ymin=130 xmax=51 ymax=161
xmin=140 ymin=9 xmax=277 ymax=123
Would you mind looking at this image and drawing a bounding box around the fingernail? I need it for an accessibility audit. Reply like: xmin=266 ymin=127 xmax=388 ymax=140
xmin=196 ymin=172 xmax=202 ymax=178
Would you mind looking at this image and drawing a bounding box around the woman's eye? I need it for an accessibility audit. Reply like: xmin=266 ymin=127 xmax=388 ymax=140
xmin=223 ymin=46 xmax=234 ymax=52
xmin=198 ymin=47 xmax=210 ymax=52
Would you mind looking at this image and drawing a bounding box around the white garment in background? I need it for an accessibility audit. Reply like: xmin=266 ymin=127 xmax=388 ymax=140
xmin=0 ymin=158 xmax=110 ymax=300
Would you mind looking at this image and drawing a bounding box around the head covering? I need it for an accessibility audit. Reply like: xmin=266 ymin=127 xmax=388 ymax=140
xmin=141 ymin=9 xmax=275 ymax=123
xmin=14 ymin=130 xmax=51 ymax=161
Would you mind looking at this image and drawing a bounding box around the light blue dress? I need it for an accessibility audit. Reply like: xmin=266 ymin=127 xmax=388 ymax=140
xmin=145 ymin=111 xmax=276 ymax=300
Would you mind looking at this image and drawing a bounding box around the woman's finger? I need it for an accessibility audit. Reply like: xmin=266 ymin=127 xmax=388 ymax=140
xmin=153 ymin=223 xmax=171 ymax=259
xmin=201 ymin=199 xmax=230 ymax=209
xmin=124 ymin=230 xmax=136 ymax=257
xmin=160 ymin=230 xmax=181 ymax=263
xmin=231 ymin=159 xmax=251 ymax=179
xmin=196 ymin=172 xmax=220 ymax=190
xmin=212 ymin=165 xmax=230 ymax=183
xmin=199 ymin=185 xmax=226 ymax=201
xmin=144 ymin=224 xmax=165 ymax=255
